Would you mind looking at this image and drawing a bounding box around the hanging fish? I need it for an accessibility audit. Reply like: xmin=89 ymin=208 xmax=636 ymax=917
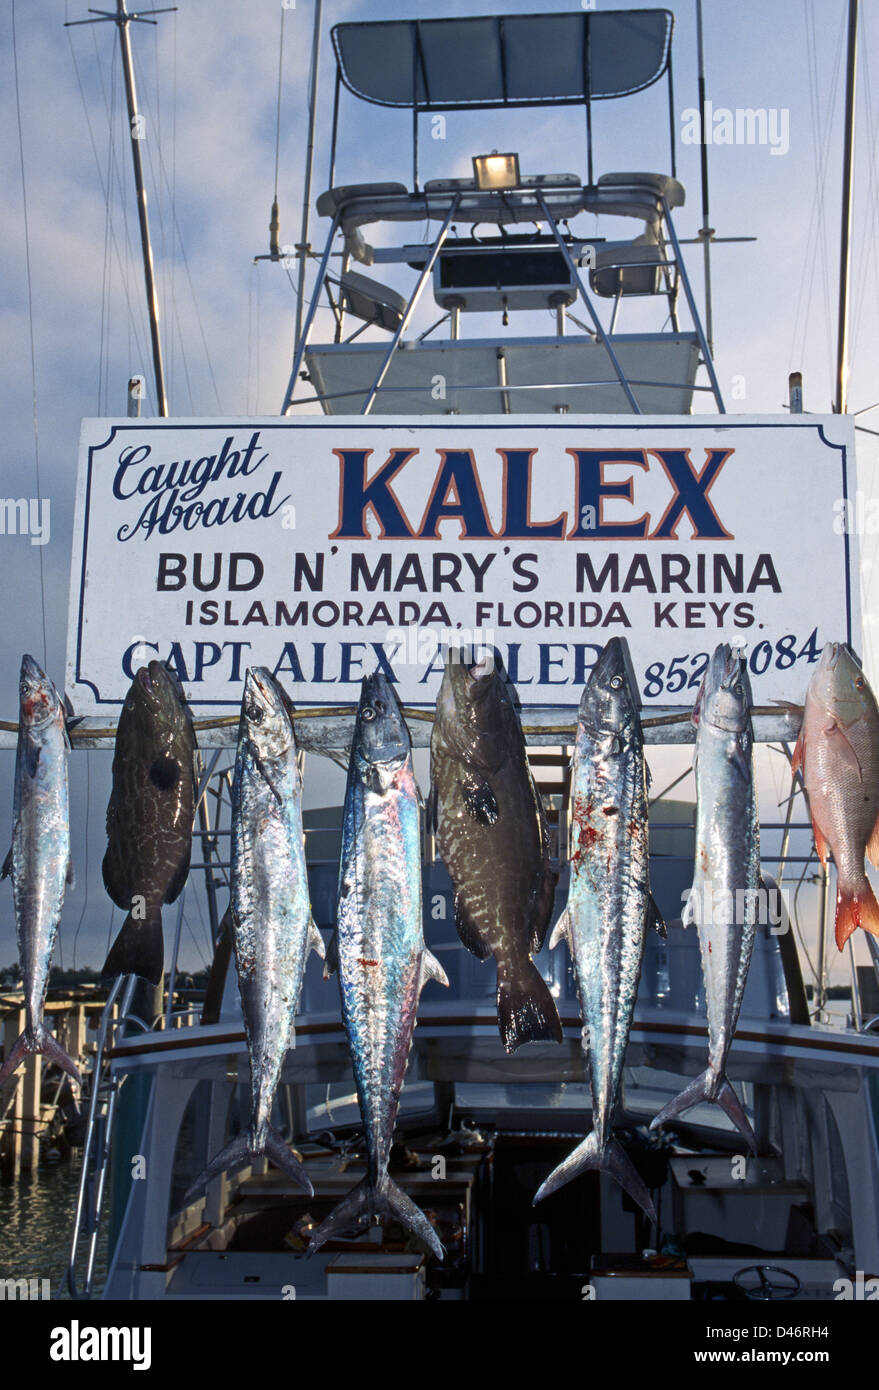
xmin=535 ymin=638 xmax=659 ymax=1219
xmin=187 ymin=668 xmax=322 ymax=1196
xmin=650 ymin=643 xmax=759 ymax=1152
xmin=0 ymin=656 xmax=80 ymax=1084
xmin=101 ymin=662 xmax=196 ymax=985
xmin=789 ymin=641 xmax=879 ymax=948
xmin=429 ymin=650 xmax=561 ymax=1053
xmin=309 ymin=674 xmax=448 ymax=1260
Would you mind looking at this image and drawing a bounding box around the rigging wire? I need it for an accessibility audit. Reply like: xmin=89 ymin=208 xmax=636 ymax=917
xmin=11 ymin=0 xmax=48 ymax=669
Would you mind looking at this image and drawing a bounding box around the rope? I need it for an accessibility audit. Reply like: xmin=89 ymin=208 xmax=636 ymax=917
xmin=11 ymin=0 xmax=48 ymax=669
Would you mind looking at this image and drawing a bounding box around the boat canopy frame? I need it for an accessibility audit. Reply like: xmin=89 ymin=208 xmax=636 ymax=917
xmin=327 ymin=9 xmax=677 ymax=192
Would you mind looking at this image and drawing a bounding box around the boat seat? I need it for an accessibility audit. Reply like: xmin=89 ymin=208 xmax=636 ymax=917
xmin=337 ymin=270 xmax=407 ymax=332
xmin=316 ymin=182 xmax=410 ymax=218
xmin=596 ymin=171 xmax=685 ymax=210
xmin=589 ymin=231 xmax=668 ymax=298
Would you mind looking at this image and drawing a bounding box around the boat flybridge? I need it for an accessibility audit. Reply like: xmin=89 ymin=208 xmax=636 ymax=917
xmin=67 ymin=7 xmax=879 ymax=1304
xmin=281 ymin=8 xmax=723 ymax=419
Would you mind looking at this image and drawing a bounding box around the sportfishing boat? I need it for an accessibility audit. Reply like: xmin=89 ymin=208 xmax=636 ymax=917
xmin=53 ymin=3 xmax=879 ymax=1302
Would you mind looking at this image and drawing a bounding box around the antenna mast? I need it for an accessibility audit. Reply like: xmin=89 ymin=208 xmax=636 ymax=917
xmin=66 ymin=1 xmax=176 ymax=416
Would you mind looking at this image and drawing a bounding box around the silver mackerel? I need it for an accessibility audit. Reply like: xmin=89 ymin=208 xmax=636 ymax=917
xmin=187 ymin=667 xmax=323 ymax=1197
xmin=650 ymin=643 xmax=759 ymax=1151
xmin=309 ymin=673 xmax=448 ymax=1260
xmin=535 ymin=638 xmax=658 ymax=1218
xmin=0 ymin=656 xmax=80 ymax=1085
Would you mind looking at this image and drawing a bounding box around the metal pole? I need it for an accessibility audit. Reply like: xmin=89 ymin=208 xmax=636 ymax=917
xmin=536 ymin=191 xmax=641 ymax=414
xmin=361 ymin=195 xmax=462 ymax=416
xmin=695 ymin=0 xmax=715 ymax=355
xmin=116 ymin=0 xmax=168 ymax=416
xmin=789 ymin=371 xmax=803 ymax=413
xmin=816 ymin=864 xmax=830 ymax=1017
xmin=835 ymin=0 xmax=858 ymax=414
xmin=281 ymin=214 xmax=338 ymax=413
xmin=661 ymin=196 xmax=726 ymax=411
xmin=294 ymin=0 xmax=324 ymax=356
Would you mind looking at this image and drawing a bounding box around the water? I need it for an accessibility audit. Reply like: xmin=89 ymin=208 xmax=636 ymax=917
xmin=0 ymin=1154 xmax=108 ymax=1299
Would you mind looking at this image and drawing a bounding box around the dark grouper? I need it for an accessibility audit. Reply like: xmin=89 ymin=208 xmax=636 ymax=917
xmin=650 ymin=643 xmax=759 ymax=1151
xmin=101 ymin=662 xmax=196 ymax=984
xmin=430 ymin=650 xmax=561 ymax=1053
xmin=535 ymin=638 xmax=659 ymax=1219
xmin=0 ymin=656 xmax=80 ymax=1084
xmin=187 ymin=668 xmax=323 ymax=1197
xmin=309 ymin=674 xmax=448 ymax=1260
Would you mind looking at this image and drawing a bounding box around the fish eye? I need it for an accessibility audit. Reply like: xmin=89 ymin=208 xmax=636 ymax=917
xmin=362 ymin=706 xmax=376 ymax=722
xmin=735 ymin=683 xmax=744 ymax=697
xmin=610 ymin=675 xmax=623 ymax=690
xmin=856 ymin=677 xmax=866 ymax=690
xmin=245 ymin=701 xmax=263 ymax=723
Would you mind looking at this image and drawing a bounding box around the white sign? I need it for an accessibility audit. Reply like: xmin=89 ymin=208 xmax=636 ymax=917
xmin=66 ymin=415 xmax=859 ymax=712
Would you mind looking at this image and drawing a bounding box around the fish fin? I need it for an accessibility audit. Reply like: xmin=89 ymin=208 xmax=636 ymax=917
xmin=730 ymin=736 xmax=752 ymax=781
xmin=307 ymin=918 xmax=326 ymax=961
xmin=1 ymin=846 xmax=12 ymax=880
xmin=420 ymin=949 xmax=449 ymax=990
xmin=184 ymin=1127 xmax=313 ymax=1203
xmin=528 ymin=861 xmax=559 ymax=953
xmin=458 ymin=771 xmax=499 ymax=825
xmin=645 ymin=760 xmax=652 ymax=792
xmin=533 ymin=1132 xmax=656 ymax=1221
xmin=426 ymin=782 xmax=438 ymax=834
xmin=307 ymin=1175 xmax=443 ymax=1262
xmin=323 ymin=930 xmax=339 ymax=979
xmin=868 ymin=816 xmax=879 ymax=870
xmin=826 ymin=721 xmax=863 ymax=781
xmin=649 ymin=1067 xmax=757 ymax=1154
xmin=101 ymin=904 xmax=164 ymax=985
xmin=811 ymin=817 xmax=829 ymax=866
xmin=648 ymin=892 xmax=667 ymax=938
xmin=791 ymin=726 xmax=805 ymax=776
xmin=66 ymin=857 xmax=75 ymax=889
xmin=0 ymin=1027 xmax=81 ymax=1088
xmin=835 ymin=881 xmax=879 ymax=950
xmin=263 ymin=1127 xmax=314 ymax=1193
xmin=453 ymin=895 xmax=492 ymax=960
xmin=548 ymin=909 xmax=570 ymax=952
xmin=496 ymin=957 xmax=562 ymax=1053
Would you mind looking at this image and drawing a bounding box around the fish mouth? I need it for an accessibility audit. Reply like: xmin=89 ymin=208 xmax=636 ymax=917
xmin=19 ymin=654 xmax=58 ymax=725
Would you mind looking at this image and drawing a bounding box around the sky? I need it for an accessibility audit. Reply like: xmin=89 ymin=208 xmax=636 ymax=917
xmin=0 ymin=0 xmax=878 ymax=985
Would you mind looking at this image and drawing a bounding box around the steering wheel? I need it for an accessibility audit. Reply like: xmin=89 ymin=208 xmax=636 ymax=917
xmin=732 ymin=1265 xmax=801 ymax=1300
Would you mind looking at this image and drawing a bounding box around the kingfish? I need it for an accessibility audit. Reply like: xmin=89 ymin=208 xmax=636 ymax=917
xmin=650 ymin=643 xmax=759 ymax=1151
xmin=102 ymin=661 xmax=196 ymax=985
xmin=309 ymin=674 xmax=448 ymax=1260
xmin=187 ymin=668 xmax=322 ymax=1197
xmin=535 ymin=638 xmax=659 ymax=1219
xmin=430 ymin=650 xmax=561 ymax=1053
xmin=791 ymin=642 xmax=879 ymax=949
xmin=0 ymin=656 xmax=80 ymax=1085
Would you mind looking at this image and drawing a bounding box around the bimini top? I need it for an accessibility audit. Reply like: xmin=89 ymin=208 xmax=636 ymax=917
xmin=330 ymin=9 xmax=674 ymax=110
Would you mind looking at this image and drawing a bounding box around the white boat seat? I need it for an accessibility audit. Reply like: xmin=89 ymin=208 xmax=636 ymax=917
xmin=590 ymin=232 xmax=668 ymax=298
xmin=597 ymin=171 xmax=685 ymax=210
xmin=338 ymin=270 xmax=407 ymax=331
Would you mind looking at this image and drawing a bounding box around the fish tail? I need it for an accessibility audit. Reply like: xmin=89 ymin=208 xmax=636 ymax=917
xmin=533 ymin=1131 xmax=656 ymax=1221
xmin=649 ymin=1067 xmax=757 ymax=1154
xmin=307 ymin=1174 xmax=444 ymax=1261
xmin=0 ymin=1026 xmax=82 ymax=1087
xmin=101 ymin=904 xmax=164 ymax=985
xmin=835 ymin=878 xmax=879 ymax=950
xmin=184 ymin=1124 xmax=313 ymax=1203
xmin=496 ymin=956 xmax=563 ymax=1053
